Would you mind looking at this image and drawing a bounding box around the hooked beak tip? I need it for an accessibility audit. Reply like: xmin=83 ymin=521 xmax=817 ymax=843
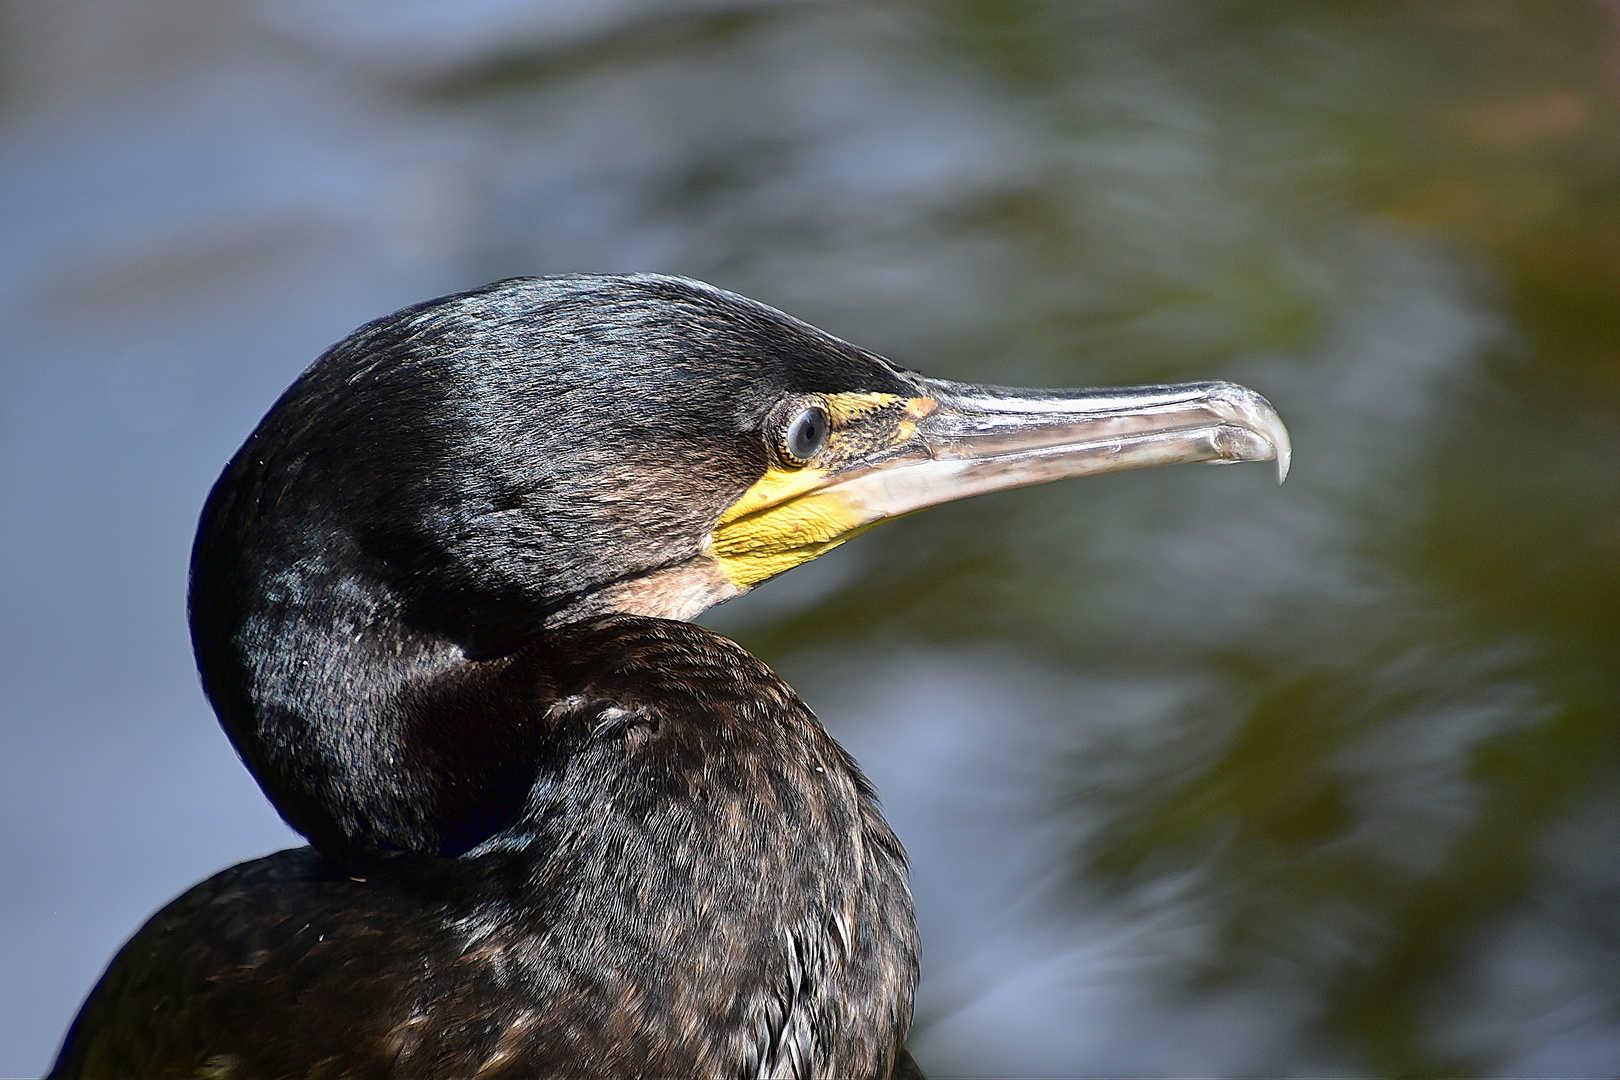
xmin=1261 ymin=406 xmax=1292 ymax=485
xmin=1207 ymin=381 xmax=1291 ymax=484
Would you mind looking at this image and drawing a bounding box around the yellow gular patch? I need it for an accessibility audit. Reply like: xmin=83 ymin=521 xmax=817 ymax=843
xmin=711 ymin=467 xmax=873 ymax=587
xmin=711 ymin=393 xmax=934 ymax=589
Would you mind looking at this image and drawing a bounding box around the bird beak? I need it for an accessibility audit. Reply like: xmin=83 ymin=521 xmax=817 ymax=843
xmin=711 ymin=378 xmax=1290 ymax=590
xmin=845 ymin=376 xmax=1289 ymax=512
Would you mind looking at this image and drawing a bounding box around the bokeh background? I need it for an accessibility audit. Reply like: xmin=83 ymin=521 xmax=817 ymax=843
xmin=4 ymin=1 xmax=1620 ymax=1075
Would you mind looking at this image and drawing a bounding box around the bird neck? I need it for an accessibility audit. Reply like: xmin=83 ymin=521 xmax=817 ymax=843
xmin=394 ymin=614 xmax=920 ymax=1077
xmin=193 ymin=556 xmax=550 ymax=858
xmin=193 ymin=535 xmax=923 ymax=1072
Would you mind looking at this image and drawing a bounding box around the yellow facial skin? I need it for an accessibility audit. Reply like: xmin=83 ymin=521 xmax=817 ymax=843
xmin=711 ymin=393 xmax=936 ymax=589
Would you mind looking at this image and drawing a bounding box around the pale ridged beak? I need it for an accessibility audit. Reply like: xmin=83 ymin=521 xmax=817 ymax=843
xmin=711 ymin=379 xmax=1290 ymax=589
xmin=845 ymin=377 xmax=1290 ymax=514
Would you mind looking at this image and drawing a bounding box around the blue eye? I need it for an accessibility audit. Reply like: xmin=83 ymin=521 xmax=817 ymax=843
xmin=778 ymin=405 xmax=829 ymax=466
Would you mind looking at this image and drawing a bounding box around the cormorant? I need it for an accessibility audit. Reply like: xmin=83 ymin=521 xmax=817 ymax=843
xmin=50 ymin=274 xmax=1289 ymax=1079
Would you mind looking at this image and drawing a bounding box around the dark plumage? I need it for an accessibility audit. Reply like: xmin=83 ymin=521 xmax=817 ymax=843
xmin=190 ymin=276 xmax=910 ymax=863
xmin=55 ymin=618 xmax=915 ymax=1077
xmin=52 ymin=274 xmax=1288 ymax=1079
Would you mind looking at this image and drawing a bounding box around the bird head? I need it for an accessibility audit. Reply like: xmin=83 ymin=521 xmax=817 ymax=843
xmin=190 ymin=274 xmax=1289 ymax=858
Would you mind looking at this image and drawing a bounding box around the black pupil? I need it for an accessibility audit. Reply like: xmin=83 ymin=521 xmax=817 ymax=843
xmin=786 ymin=408 xmax=827 ymax=461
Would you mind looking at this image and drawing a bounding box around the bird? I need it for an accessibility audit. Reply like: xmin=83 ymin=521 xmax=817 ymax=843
xmin=50 ymin=273 xmax=1289 ymax=1079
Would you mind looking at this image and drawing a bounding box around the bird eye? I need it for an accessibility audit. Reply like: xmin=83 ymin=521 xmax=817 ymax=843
xmin=777 ymin=405 xmax=829 ymax=467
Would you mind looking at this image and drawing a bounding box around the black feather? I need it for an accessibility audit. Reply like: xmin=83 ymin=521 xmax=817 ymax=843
xmin=56 ymin=276 xmax=924 ymax=1078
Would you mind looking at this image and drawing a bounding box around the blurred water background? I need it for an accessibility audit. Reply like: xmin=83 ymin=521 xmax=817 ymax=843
xmin=4 ymin=1 xmax=1620 ymax=1075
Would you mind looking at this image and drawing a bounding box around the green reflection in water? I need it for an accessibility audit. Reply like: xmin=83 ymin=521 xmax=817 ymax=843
xmin=439 ymin=0 xmax=1620 ymax=1073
